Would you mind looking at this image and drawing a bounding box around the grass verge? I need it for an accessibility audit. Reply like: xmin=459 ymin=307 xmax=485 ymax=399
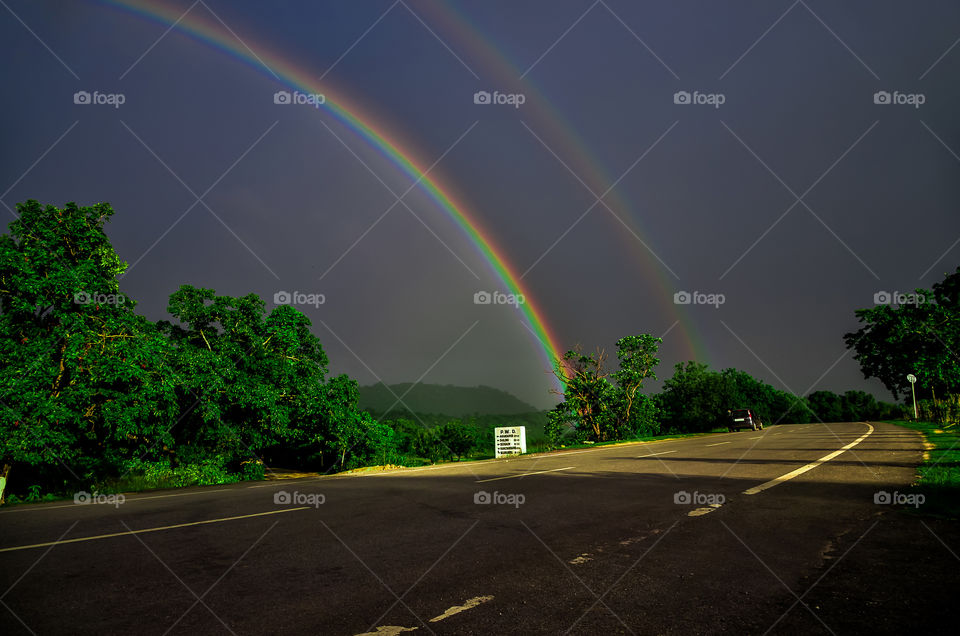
xmin=886 ymin=419 xmax=960 ymax=518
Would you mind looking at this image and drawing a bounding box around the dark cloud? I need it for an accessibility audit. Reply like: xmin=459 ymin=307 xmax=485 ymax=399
xmin=2 ymin=0 xmax=958 ymax=409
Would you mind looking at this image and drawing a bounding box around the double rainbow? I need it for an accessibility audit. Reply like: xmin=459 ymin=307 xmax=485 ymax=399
xmin=105 ymin=0 xmax=567 ymax=390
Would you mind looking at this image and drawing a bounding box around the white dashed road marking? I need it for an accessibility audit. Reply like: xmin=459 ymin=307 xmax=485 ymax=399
xmin=359 ymin=596 xmax=494 ymax=634
xmin=637 ymin=450 xmax=678 ymax=458
xmin=475 ymin=466 xmax=575 ymax=483
xmin=429 ymin=595 xmax=494 ymax=622
xmin=743 ymin=423 xmax=875 ymax=495
xmin=688 ymin=505 xmax=722 ymax=517
xmin=355 ymin=627 xmax=417 ymax=635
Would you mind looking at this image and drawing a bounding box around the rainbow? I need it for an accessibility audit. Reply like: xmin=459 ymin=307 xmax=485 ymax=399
xmin=420 ymin=1 xmax=708 ymax=363
xmin=103 ymin=0 xmax=567 ymax=391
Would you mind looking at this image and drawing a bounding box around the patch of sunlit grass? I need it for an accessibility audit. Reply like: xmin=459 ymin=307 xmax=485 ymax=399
xmin=889 ymin=420 xmax=960 ymax=517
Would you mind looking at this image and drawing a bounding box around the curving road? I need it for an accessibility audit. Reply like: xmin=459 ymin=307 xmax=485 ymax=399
xmin=1 ymin=421 xmax=954 ymax=635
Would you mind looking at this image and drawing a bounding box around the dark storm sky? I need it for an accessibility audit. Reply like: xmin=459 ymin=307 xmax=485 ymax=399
xmin=2 ymin=0 xmax=958 ymax=410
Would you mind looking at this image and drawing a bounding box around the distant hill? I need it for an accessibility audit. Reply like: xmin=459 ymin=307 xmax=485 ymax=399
xmin=359 ymin=383 xmax=539 ymax=416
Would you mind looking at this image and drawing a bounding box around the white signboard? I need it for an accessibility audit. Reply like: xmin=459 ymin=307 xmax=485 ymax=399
xmin=495 ymin=426 xmax=526 ymax=458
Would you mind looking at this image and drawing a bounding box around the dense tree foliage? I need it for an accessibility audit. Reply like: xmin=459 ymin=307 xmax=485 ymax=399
xmin=806 ymin=389 xmax=901 ymax=422
xmin=0 ymin=201 xmax=179 ymax=494
xmin=845 ymin=267 xmax=960 ymax=401
xmin=0 ymin=201 xmax=384 ymax=499
xmin=844 ymin=267 xmax=959 ymax=424
xmin=656 ymin=362 xmax=808 ymax=432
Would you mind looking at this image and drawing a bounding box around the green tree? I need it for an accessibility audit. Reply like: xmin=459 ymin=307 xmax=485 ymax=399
xmin=658 ymin=362 xmax=728 ymax=432
xmin=383 ymin=418 xmax=420 ymax=455
xmin=412 ymin=428 xmax=444 ymax=464
xmin=552 ymin=346 xmax=614 ymax=441
xmin=0 ymin=201 xmax=178 ymax=498
xmin=551 ymin=336 xmax=661 ymax=442
xmin=807 ymin=390 xmax=843 ymax=422
xmin=158 ymin=286 xmax=334 ymax=469
xmin=322 ymin=374 xmax=367 ymax=469
xmin=611 ymin=335 xmax=661 ymax=436
xmin=435 ymin=421 xmax=476 ymax=460
xmin=359 ymin=420 xmax=399 ymax=466
xmin=845 ymin=267 xmax=960 ymax=401
xmin=658 ymin=362 xmax=807 ymax=432
xmin=0 ymin=200 xmax=384 ymax=498
xmin=545 ymin=402 xmax=579 ymax=445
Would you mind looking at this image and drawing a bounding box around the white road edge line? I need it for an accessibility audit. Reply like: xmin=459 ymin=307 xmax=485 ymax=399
xmin=0 ymin=487 xmax=237 ymax=512
xmin=547 ymin=448 xmax=606 ymax=457
xmin=637 ymin=450 xmax=678 ymax=458
xmin=743 ymin=422 xmax=875 ymax=495
xmin=475 ymin=466 xmax=575 ymax=483
xmin=0 ymin=507 xmax=310 ymax=553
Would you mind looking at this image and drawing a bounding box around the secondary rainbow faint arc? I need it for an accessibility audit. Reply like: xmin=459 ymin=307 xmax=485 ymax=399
xmin=104 ymin=0 xmax=566 ymax=391
xmin=420 ymin=1 xmax=708 ymax=363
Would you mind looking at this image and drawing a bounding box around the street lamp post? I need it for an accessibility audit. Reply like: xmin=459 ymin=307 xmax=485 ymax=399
xmin=907 ymin=374 xmax=918 ymax=420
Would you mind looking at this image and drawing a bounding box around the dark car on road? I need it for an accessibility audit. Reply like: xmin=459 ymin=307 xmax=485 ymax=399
xmin=727 ymin=408 xmax=763 ymax=432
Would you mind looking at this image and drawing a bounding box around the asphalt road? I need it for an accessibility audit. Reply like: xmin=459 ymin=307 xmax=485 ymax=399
xmin=1 ymin=421 xmax=955 ymax=635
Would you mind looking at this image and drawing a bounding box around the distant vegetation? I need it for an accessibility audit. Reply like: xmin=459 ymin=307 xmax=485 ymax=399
xmin=657 ymin=364 xmax=901 ymax=432
xmin=545 ymin=347 xmax=901 ymax=446
xmin=655 ymin=362 xmax=805 ymax=434
xmin=365 ymin=412 xmax=549 ymax=466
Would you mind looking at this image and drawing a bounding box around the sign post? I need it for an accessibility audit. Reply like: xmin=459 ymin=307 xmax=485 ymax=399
xmin=907 ymin=373 xmax=918 ymax=420
xmin=494 ymin=426 xmax=526 ymax=458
